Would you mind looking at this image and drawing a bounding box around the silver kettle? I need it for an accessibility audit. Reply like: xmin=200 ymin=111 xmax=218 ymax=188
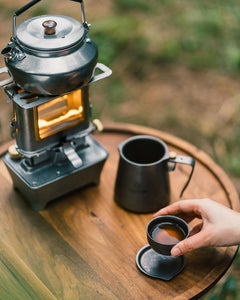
xmin=0 ymin=0 xmax=111 ymax=95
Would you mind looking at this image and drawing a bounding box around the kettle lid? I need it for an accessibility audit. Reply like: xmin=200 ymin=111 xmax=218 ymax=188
xmin=16 ymin=15 xmax=85 ymax=51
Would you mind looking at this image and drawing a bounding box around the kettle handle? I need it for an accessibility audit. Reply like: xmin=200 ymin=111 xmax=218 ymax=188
xmin=13 ymin=0 xmax=42 ymax=39
xmin=14 ymin=0 xmax=42 ymax=17
xmin=12 ymin=0 xmax=88 ymax=39
xmin=70 ymin=0 xmax=88 ymax=27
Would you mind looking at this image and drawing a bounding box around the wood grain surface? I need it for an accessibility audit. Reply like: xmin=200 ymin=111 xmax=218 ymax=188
xmin=0 ymin=123 xmax=239 ymax=300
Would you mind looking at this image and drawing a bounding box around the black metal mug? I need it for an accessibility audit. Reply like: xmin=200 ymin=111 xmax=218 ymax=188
xmin=114 ymin=135 xmax=195 ymax=213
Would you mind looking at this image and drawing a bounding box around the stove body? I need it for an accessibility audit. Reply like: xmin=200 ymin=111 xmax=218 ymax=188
xmin=3 ymin=84 xmax=109 ymax=210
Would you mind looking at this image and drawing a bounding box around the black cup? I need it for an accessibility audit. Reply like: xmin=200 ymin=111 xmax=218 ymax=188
xmin=147 ymin=215 xmax=189 ymax=256
xmin=114 ymin=135 xmax=195 ymax=213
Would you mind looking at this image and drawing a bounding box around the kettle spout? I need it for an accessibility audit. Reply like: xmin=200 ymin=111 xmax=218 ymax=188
xmin=1 ymin=46 xmax=14 ymax=59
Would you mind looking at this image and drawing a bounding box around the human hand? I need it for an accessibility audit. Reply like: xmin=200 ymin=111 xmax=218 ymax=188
xmin=153 ymin=198 xmax=240 ymax=256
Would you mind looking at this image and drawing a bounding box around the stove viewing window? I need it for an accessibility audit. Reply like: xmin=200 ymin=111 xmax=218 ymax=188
xmin=37 ymin=89 xmax=85 ymax=140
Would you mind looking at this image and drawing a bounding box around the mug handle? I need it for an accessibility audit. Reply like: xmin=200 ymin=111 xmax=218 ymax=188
xmin=168 ymin=152 xmax=195 ymax=198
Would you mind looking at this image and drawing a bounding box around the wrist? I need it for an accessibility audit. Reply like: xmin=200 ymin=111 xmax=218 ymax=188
xmin=233 ymin=212 xmax=240 ymax=244
xmin=223 ymin=210 xmax=240 ymax=246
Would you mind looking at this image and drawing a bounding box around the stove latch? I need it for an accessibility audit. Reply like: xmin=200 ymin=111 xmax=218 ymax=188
xmin=62 ymin=143 xmax=83 ymax=169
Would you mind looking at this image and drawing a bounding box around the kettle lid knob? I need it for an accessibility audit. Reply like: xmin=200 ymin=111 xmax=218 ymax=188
xmin=42 ymin=20 xmax=57 ymax=35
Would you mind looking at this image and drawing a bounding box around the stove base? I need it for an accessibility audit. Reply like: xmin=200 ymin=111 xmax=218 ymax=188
xmin=3 ymin=135 xmax=108 ymax=211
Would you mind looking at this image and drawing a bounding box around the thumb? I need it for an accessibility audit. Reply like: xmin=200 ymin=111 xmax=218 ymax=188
xmin=171 ymin=233 xmax=206 ymax=256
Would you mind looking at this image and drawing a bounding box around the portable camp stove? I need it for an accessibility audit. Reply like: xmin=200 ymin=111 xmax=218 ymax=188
xmin=0 ymin=0 xmax=112 ymax=210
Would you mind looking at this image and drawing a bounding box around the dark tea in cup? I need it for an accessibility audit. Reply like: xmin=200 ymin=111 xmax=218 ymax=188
xmin=151 ymin=223 xmax=185 ymax=245
xmin=147 ymin=215 xmax=189 ymax=256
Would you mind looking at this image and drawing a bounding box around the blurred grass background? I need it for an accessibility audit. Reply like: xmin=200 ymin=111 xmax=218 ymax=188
xmin=1 ymin=0 xmax=240 ymax=298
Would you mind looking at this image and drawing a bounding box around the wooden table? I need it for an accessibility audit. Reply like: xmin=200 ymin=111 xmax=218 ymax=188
xmin=0 ymin=123 xmax=239 ymax=300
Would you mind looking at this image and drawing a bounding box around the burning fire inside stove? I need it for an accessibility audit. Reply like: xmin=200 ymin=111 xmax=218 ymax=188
xmin=0 ymin=0 xmax=112 ymax=210
xmin=37 ymin=89 xmax=85 ymax=139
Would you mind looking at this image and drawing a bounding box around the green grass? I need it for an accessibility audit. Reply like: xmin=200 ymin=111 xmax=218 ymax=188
xmin=91 ymin=0 xmax=240 ymax=73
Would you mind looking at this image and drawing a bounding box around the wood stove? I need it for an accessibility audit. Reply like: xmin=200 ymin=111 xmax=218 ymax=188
xmin=0 ymin=0 xmax=112 ymax=210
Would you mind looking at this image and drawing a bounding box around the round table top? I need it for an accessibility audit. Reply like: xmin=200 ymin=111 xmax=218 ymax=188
xmin=0 ymin=123 xmax=239 ymax=300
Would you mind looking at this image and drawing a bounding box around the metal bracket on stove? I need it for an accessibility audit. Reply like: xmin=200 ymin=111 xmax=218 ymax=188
xmin=0 ymin=67 xmax=14 ymax=87
xmin=89 ymin=63 xmax=112 ymax=84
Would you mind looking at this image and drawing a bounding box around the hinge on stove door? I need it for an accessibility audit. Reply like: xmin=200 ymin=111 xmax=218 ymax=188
xmin=10 ymin=117 xmax=17 ymax=138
